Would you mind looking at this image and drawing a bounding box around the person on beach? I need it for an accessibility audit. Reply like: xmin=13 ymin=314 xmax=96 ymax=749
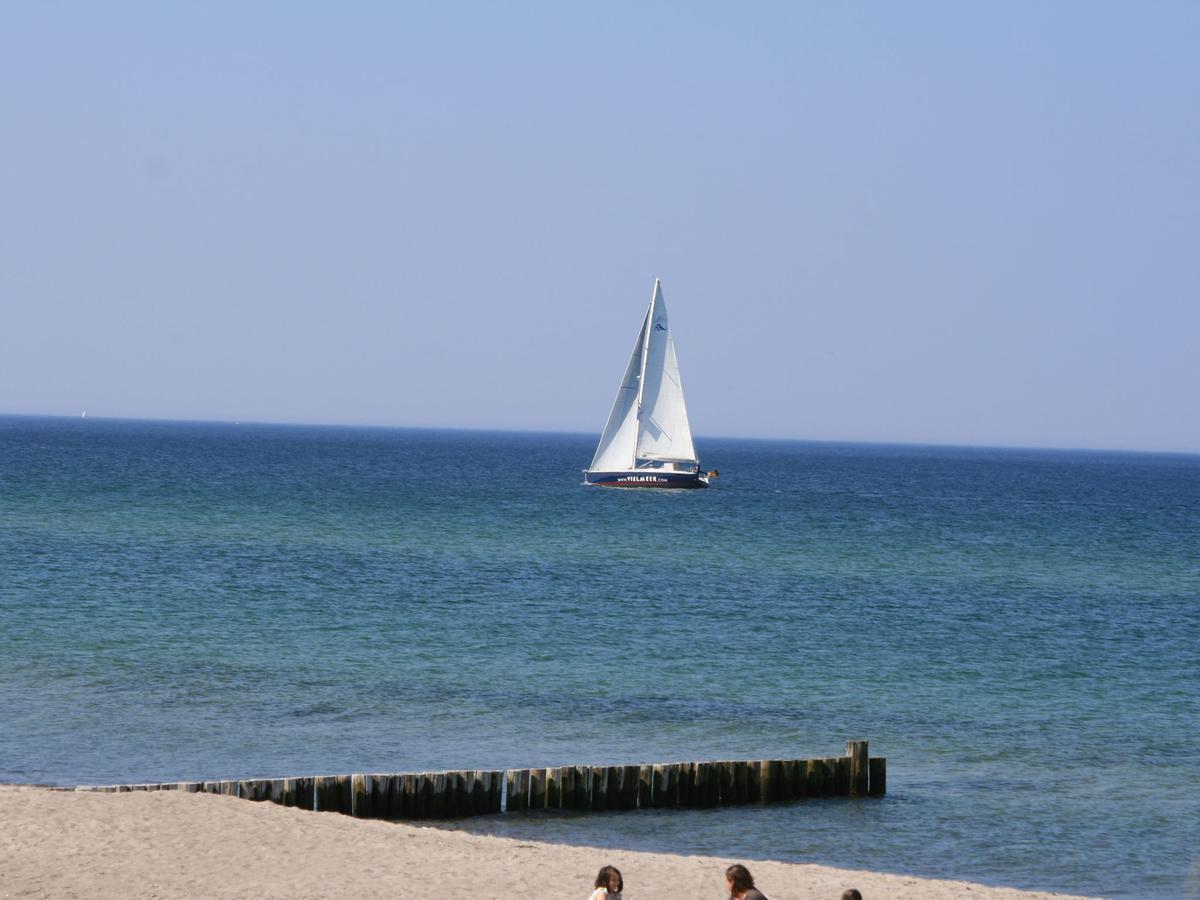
xmin=841 ymin=891 xmax=863 ymax=900
xmin=725 ymin=864 xmax=768 ymax=900
xmin=589 ymin=864 xmax=623 ymax=899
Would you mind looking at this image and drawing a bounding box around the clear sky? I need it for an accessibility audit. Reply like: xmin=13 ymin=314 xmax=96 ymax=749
xmin=2 ymin=2 xmax=1197 ymax=451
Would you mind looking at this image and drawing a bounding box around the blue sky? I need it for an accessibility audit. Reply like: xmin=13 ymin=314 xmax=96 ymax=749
xmin=2 ymin=2 xmax=1197 ymax=451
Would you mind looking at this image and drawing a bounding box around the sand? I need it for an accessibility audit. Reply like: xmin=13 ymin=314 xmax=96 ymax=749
xmin=0 ymin=786 xmax=1092 ymax=899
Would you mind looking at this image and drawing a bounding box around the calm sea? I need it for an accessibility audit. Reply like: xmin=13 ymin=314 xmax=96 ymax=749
xmin=1 ymin=417 xmax=1197 ymax=897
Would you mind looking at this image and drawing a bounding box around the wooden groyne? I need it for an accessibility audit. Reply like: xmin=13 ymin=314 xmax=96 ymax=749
xmin=75 ymin=740 xmax=885 ymax=820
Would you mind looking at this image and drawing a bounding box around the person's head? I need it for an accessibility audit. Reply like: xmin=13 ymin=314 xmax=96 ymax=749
xmin=594 ymin=865 xmax=623 ymax=893
xmin=725 ymin=864 xmax=755 ymax=897
xmin=841 ymin=890 xmax=863 ymax=900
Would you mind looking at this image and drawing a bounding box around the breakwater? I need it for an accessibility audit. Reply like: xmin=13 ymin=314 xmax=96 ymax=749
xmin=75 ymin=740 xmax=885 ymax=820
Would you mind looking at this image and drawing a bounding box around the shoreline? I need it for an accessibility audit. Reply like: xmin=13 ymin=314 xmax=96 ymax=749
xmin=0 ymin=786 xmax=1094 ymax=899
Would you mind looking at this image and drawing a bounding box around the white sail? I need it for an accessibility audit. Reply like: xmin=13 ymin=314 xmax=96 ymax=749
xmin=635 ymin=282 xmax=697 ymax=463
xmin=589 ymin=308 xmax=650 ymax=471
xmin=588 ymin=280 xmax=698 ymax=473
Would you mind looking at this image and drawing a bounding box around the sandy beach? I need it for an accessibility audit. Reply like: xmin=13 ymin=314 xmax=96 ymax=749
xmin=0 ymin=786 xmax=1092 ymax=899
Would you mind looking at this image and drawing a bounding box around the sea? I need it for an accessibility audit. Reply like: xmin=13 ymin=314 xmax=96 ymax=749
xmin=1 ymin=416 xmax=1197 ymax=898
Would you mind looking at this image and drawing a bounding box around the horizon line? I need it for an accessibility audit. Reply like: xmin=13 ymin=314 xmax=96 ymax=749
xmin=3 ymin=411 xmax=1198 ymax=459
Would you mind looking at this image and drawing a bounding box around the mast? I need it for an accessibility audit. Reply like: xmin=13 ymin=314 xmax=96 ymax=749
xmin=632 ymin=279 xmax=658 ymax=466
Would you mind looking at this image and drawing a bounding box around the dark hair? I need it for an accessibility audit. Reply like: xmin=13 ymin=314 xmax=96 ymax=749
xmin=725 ymin=864 xmax=755 ymax=895
xmin=841 ymin=891 xmax=863 ymax=900
xmin=594 ymin=865 xmax=623 ymax=892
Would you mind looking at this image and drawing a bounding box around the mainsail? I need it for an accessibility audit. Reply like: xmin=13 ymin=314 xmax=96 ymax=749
xmin=589 ymin=280 xmax=697 ymax=471
xmin=589 ymin=310 xmax=649 ymax=471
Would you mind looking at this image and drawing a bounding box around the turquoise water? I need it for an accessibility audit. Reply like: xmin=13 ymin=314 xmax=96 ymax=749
xmin=1 ymin=416 xmax=1197 ymax=897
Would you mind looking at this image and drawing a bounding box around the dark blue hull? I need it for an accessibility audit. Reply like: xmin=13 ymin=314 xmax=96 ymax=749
xmin=584 ymin=470 xmax=709 ymax=489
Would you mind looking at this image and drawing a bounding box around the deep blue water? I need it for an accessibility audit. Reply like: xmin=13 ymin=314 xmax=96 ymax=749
xmin=1 ymin=416 xmax=1197 ymax=897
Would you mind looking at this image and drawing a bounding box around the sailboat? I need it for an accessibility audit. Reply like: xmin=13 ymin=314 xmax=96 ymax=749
xmin=584 ymin=279 xmax=713 ymax=488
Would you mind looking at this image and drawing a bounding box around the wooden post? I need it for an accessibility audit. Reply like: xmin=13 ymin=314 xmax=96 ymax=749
xmin=652 ymin=764 xmax=670 ymax=808
xmin=572 ymin=766 xmax=590 ymax=810
xmin=296 ymin=777 xmax=315 ymax=811
xmin=781 ymin=759 xmax=799 ymax=801
xmin=452 ymin=772 xmax=468 ymax=818
xmin=487 ymin=772 xmax=501 ymax=816
xmin=746 ymin=761 xmax=761 ymax=801
xmin=614 ymin=766 xmax=630 ymax=810
xmin=800 ymin=759 xmax=815 ymax=797
xmin=682 ymin=764 xmax=696 ymax=807
xmin=505 ymin=770 xmax=523 ymax=813
xmin=471 ymin=771 xmax=488 ymax=815
xmin=610 ymin=766 xmax=625 ymax=809
xmin=573 ymin=766 xmax=587 ymax=810
xmin=675 ymin=763 xmax=692 ymax=807
xmin=546 ymin=768 xmax=561 ymax=809
xmin=766 ymin=760 xmax=785 ymax=802
xmin=868 ymin=757 xmax=887 ymax=795
xmin=823 ymin=758 xmax=841 ymax=797
xmin=430 ymin=773 xmax=448 ymax=818
xmin=559 ymin=767 xmax=575 ymax=810
xmin=822 ymin=758 xmax=841 ymax=796
xmin=595 ymin=767 xmax=610 ymax=811
xmin=351 ymin=774 xmax=369 ymax=817
xmin=508 ymin=772 xmax=528 ymax=816
xmin=452 ymin=771 xmax=470 ymax=817
xmin=440 ymin=772 xmax=455 ymax=818
xmin=846 ymin=740 xmax=869 ymax=797
xmin=529 ymin=769 xmax=547 ymax=810
xmin=606 ymin=767 xmax=622 ymax=811
xmin=790 ymin=760 xmax=807 ymax=800
xmin=448 ymin=771 xmax=466 ymax=817
xmin=716 ymin=762 xmax=732 ymax=804
xmin=503 ymin=770 xmax=516 ymax=812
xmin=469 ymin=771 xmax=486 ymax=815
xmin=621 ymin=765 xmax=639 ymax=810
xmin=417 ymin=773 xmax=434 ymax=819
xmin=378 ymin=774 xmax=395 ymax=819
xmin=816 ymin=758 xmax=835 ymax=801
xmin=267 ymin=779 xmax=288 ymax=807
xmin=380 ymin=774 xmax=395 ymax=818
xmin=688 ymin=763 xmax=705 ymax=807
xmin=398 ymin=774 xmax=415 ymax=818
xmin=558 ymin=767 xmax=574 ymax=810
xmin=663 ymin=764 xmax=678 ymax=807
xmin=568 ymin=766 xmax=584 ymax=810
xmin=367 ymin=773 xmax=382 ymax=817
xmin=733 ymin=761 xmax=749 ymax=803
xmin=460 ymin=771 xmax=477 ymax=816
xmin=833 ymin=757 xmax=850 ymax=796
xmin=637 ymin=765 xmax=652 ymax=809
xmin=315 ymin=775 xmax=351 ymax=814
xmin=519 ymin=769 xmax=531 ymax=812
xmin=469 ymin=771 xmax=485 ymax=815
xmin=386 ymin=774 xmax=403 ymax=818
xmin=703 ymin=762 xmax=719 ymax=806
xmin=690 ymin=763 xmax=702 ymax=807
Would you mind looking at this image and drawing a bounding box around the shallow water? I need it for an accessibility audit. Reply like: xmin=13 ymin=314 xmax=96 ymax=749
xmin=1 ymin=417 xmax=1197 ymax=897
